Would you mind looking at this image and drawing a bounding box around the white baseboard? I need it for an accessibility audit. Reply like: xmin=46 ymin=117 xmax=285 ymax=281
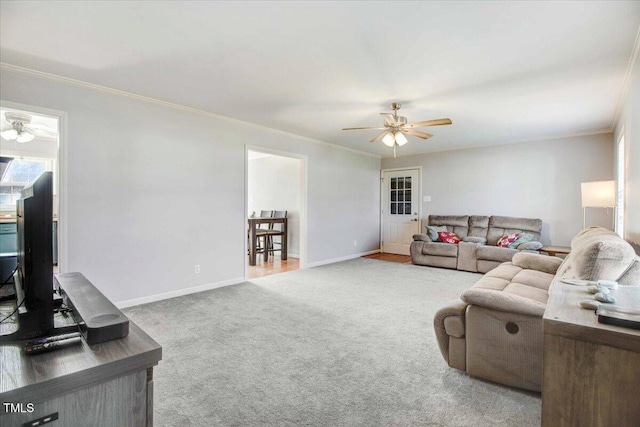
xmin=116 ymin=276 xmax=245 ymax=309
xmin=304 ymin=249 xmax=380 ymax=269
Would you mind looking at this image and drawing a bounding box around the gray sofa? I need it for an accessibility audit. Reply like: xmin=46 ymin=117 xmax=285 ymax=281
xmin=411 ymin=215 xmax=543 ymax=273
xmin=434 ymin=227 xmax=640 ymax=392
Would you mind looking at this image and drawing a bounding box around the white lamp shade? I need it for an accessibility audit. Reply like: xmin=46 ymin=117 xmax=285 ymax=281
xmin=16 ymin=131 xmax=35 ymax=143
xmin=581 ymin=180 xmax=615 ymax=207
xmin=382 ymin=132 xmax=395 ymax=147
xmin=1 ymin=128 xmax=18 ymax=140
xmin=395 ymin=132 xmax=408 ymax=146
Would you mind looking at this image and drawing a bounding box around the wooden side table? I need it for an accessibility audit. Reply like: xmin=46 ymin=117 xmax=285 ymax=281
xmin=542 ymin=282 xmax=640 ymax=425
xmin=541 ymin=246 xmax=570 ymax=257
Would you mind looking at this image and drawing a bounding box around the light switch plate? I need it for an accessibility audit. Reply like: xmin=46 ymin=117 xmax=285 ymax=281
xmin=423 ymin=196 xmax=431 ymax=202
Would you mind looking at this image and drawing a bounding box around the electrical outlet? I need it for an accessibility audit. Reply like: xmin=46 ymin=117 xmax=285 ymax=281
xmin=194 ymin=265 xmax=200 ymax=274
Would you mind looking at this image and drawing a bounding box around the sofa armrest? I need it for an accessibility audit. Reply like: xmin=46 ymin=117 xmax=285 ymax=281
xmin=512 ymin=252 xmax=563 ymax=274
xmin=413 ymin=233 xmax=432 ymax=242
xmin=433 ymin=298 xmax=468 ymax=363
xmin=461 ymin=288 xmax=546 ymax=317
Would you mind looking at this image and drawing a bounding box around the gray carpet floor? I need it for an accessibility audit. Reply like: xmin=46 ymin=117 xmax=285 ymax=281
xmin=124 ymin=258 xmax=541 ymax=426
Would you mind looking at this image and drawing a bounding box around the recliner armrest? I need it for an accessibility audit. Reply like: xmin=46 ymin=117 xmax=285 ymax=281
xmin=461 ymin=288 xmax=546 ymax=317
xmin=413 ymin=233 xmax=432 ymax=242
xmin=433 ymin=298 xmax=468 ymax=363
xmin=512 ymin=252 xmax=563 ymax=274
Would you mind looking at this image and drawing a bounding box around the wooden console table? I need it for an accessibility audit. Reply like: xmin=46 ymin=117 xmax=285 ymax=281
xmin=0 ymin=321 xmax=162 ymax=426
xmin=542 ymin=283 xmax=640 ymax=426
xmin=540 ymin=246 xmax=571 ymax=257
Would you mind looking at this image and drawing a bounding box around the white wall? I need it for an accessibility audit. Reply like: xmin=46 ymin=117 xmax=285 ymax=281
xmin=0 ymin=69 xmax=381 ymax=304
xmin=248 ymin=153 xmax=301 ymax=257
xmin=614 ymin=56 xmax=640 ymax=247
xmin=382 ymin=133 xmax=614 ymax=246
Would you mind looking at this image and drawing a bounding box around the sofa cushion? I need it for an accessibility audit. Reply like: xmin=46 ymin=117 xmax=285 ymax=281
xmin=517 ymin=241 xmax=543 ymax=251
xmin=486 ymin=216 xmax=542 ymax=246
xmin=618 ymin=257 xmax=640 ymax=286
xmin=463 ymin=236 xmax=487 ymax=244
xmin=438 ymin=231 xmax=461 ymax=244
xmin=426 ymin=225 xmax=447 ymax=241
xmin=428 ymin=215 xmax=470 ymax=239
xmin=468 ymin=215 xmax=490 ymax=238
xmin=421 ymin=242 xmax=458 ymax=257
xmin=461 ymin=288 xmax=547 ymax=317
xmin=512 ymin=252 xmax=563 ymax=275
xmin=477 ymin=245 xmax=519 ymax=262
xmin=511 ymin=269 xmax=556 ymax=291
xmin=556 ymin=227 xmax=637 ymax=281
xmin=497 ymin=233 xmax=520 ymax=248
xmin=503 ymin=282 xmax=549 ymax=304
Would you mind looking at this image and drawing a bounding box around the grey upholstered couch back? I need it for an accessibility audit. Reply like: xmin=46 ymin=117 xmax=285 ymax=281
xmin=486 ymin=216 xmax=542 ymax=246
xmin=428 ymin=215 xmax=542 ymax=245
xmin=428 ymin=215 xmax=470 ymax=238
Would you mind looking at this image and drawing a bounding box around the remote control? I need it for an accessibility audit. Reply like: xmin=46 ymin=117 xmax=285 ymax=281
xmin=25 ymin=336 xmax=82 ymax=355
xmin=26 ymin=332 xmax=81 ymax=346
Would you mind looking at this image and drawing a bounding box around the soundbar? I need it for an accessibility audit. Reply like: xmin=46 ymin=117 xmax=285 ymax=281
xmin=55 ymin=272 xmax=129 ymax=344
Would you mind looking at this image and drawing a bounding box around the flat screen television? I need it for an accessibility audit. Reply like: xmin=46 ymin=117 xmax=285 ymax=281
xmin=0 ymin=171 xmax=63 ymax=341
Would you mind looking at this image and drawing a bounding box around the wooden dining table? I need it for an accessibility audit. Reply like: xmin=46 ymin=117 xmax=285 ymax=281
xmin=248 ymin=217 xmax=288 ymax=266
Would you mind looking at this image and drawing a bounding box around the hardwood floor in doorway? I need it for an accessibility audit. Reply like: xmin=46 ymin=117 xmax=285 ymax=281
xmin=362 ymin=253 xmax=411 ymax=263
xmin=248 ymin=255 xmax=300 ymax=279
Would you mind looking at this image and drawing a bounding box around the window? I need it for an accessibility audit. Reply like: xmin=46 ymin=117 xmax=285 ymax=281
xmin=615 ymin=135 xmax=625 ymax=237
xmin=389 ymin=176 xmax=412 ymax=214
xmin=0 ymin=157 xmax=51 ymax=212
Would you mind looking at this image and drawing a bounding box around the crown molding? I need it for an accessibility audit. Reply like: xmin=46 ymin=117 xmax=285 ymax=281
xmin=385 ymin=128 xmax=614 ymax=159
xmin=0 ymin=62 xmax=380 ymax=159
xmin=612 ymin=24 xmax=640 ymax=129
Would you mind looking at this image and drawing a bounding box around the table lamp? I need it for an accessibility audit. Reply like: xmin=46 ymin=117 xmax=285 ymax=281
xmin=581 ymin=180 xmax=615 ymax=229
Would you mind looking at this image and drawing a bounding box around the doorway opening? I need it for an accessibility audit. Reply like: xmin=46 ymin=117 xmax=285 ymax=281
xmin=246 ymin=148 xmax=305 ymax=279
xmin=0 ymin=102 xmax=63 ymax=289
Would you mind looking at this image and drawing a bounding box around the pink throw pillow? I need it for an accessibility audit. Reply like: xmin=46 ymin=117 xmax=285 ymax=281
xmin=497 ymin=233 xmax=520 ymax=248
xmin=438 ymin=231 xmax=461 ymax=244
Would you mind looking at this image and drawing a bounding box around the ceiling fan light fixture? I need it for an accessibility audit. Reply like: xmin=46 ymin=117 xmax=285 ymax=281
xmin=395 ymin=132 xmax=408 ymax=146
xmin=1 ymin=128 xmax=18 ymax=141
xmin=16 ymin=131 xmax=35 ymax=143
xmin=382 ymin=132 xmax=395 ymax=147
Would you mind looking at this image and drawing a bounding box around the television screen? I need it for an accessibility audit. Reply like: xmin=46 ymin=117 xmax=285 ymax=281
xmin=0 ymin=171 xmax=55 ymax=340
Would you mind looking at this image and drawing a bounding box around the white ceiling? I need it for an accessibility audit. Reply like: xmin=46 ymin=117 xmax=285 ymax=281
xmin=1 ymin=1 xmax=639 ymax=157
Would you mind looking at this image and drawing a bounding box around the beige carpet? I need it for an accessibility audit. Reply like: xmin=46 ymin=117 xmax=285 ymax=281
xmin=124 ymin=258 xmax=541 ymax=426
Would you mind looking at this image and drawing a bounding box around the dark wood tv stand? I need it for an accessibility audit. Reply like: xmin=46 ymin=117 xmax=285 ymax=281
xmin=0 ymin=308 xmax=162 ymax=426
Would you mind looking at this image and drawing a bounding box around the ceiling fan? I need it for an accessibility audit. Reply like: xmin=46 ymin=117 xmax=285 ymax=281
xmin=0 ymin=112 xmax=57 ymax=143
xmin=343 ymin=103 xmax=452 ymax=156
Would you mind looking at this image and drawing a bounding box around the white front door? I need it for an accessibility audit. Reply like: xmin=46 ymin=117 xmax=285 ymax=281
xmin=381 ymin=169 xmax=420 ymax=255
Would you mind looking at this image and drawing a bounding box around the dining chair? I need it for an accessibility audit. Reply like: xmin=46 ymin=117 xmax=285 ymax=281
xmin=265 ymin=210 xmax=287 ymax=257
xmin=248 ymin=210 xmax=272 ymax=256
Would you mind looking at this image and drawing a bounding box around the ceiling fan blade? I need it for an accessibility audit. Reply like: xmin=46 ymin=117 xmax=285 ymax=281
xmin=405 ymin=118 xmax=452 ymax=128
xmin=370 ymin=131 xmax=390 ymax=143
xmin=29 ymin=123 xmax=54 ymax=131
xmin=342 ymin=126 xmax=388 ymax=131
xmin=27 ymin=127 xmax=58 ymax=138
xmin=402 ymin=129 xmax=433 ymax=139
xmin=380 ymin=113 xmax=397 ymax=126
